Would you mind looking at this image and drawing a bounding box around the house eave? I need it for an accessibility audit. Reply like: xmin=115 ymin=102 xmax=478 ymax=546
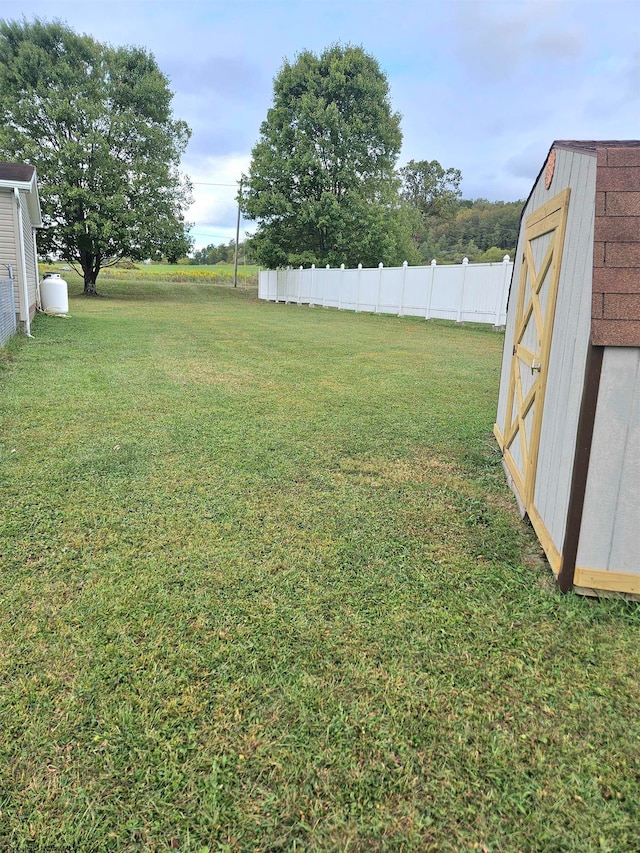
xmin=0 ymin=175 xmax=43 ymax=228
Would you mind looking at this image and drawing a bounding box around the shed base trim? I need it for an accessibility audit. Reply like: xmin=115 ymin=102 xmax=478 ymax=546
xmin=500 ymin=458 xmax=526 ymax=518
xmin=527 ymin=503 xmax=562 ymax=576
xmin=573 ymin=567 xmax=640 ymax=597
xmin=493 ymin=422 xmax=504 ymax=449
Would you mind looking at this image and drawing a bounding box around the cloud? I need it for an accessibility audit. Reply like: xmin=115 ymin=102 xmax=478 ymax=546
xmin=580 ymin=51 xmax=640 ymax=120
xmin=506 ymin=144 xmax=550 ymax=181
xmin=450 ymin=0 xmax=586 ymax=83
xmin=535 ymin=30 xmax=583 ymax=61
xmin=183 ymin=122 xmax=257 ymax=160
xmin=163 ymin=55 xmax=263 ymax=99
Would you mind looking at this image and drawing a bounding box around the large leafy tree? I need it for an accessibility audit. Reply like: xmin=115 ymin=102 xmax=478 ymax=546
xmin=0 ymin=18 xmax=193 ymax=293
xmin=242 ymin=44 xmax=418 ymax=269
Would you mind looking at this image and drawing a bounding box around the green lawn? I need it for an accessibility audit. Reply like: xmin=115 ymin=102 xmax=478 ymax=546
xmin=1 ymin=278 xmax=638 ymax=852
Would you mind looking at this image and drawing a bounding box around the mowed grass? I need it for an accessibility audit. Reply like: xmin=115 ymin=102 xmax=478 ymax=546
xmin=0 ymin=277 xmax=638 ymax=852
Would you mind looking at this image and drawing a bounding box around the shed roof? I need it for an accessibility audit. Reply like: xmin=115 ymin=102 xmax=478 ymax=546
xmin=554 ymin=140 xmax=640 ymax=155
xmin=526 ymin=141 xmax=640 ymax=347
xmin=588 ymin=142 xmax=640 ymax=347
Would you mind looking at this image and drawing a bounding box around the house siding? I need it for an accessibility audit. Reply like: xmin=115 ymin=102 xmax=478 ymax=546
xmin=0 ymin=189 xmax=20 ymax=321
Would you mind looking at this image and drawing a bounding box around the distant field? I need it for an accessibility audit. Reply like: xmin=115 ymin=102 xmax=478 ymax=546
xmin=43 ymin=262 xmax=260 ymax=287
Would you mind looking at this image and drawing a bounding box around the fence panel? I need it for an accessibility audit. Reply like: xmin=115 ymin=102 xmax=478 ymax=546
xmin=430 ymin=265 xmax=463 ymax=321
xmin=356 ymin=267 xmax=380 ymax=313
xmin=457 ymin=263 xmax=511 ymax=324
xmin=258 ymin=258 xmax=513 ymax=326
xmin=403 ymin=266 xmax=429 ymax=316
xmin=0 ymin=276 xmax=17 ymax=347
xmin=378 ymin=265 xmax=404 ymax=314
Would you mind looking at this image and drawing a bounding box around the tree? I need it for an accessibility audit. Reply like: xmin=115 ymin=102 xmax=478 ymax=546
xmin=242 ymin=44 xmax=417 ymax=269
xmin=0 ymin=18 xmax=193 ymax=293
xmin=400 ymin=159 xmax=462 ymax=222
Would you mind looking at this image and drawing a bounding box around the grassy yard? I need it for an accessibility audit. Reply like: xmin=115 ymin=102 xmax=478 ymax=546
xmin=0 ymin=278 xmax=638 ymax=852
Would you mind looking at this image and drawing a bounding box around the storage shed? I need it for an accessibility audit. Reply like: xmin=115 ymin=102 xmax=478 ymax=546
xmin=494 ymin=140 xmax=640 ymax=597
xmin=0 ymin=162 xmax=42 ymax=342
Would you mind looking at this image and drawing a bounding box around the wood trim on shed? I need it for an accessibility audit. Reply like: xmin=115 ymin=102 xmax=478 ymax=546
xmin=528 ymin=503 xmax=561 ymax=575
xmin=557 ymin=345 xmax=604 ymax=592
xmin=574 ymin=568 xmax=640 ymax=598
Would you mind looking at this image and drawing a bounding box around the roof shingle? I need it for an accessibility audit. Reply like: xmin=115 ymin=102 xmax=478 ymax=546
xmin=0 ymin=162 xmax=36 ymax=183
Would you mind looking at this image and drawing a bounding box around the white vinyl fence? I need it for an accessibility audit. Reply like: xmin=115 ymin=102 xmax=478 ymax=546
xmin=259 ymin=256 xmax=513 ymax=326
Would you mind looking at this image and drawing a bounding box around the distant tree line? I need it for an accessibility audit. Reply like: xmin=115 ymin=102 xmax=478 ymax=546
xmin=189 ymin=239 xmax=255 ymax=266
xmin=411 ymin=197 xmax=523 ymax=265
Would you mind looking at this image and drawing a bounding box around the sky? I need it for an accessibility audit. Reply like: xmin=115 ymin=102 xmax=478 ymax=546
xmin=3 ymin=0 xmax=640 ymax=250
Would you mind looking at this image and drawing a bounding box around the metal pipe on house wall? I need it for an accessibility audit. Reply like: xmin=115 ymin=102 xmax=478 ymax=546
xmin=32 ymin=224 xmax=40 ymax=310
xmin=14 ymin=188 xmax=33 ymax=337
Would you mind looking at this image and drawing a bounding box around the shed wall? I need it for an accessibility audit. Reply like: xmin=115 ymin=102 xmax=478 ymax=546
xmin=534 ymin=150 xmax=597 ymax=555
xmin=576 ymin=346 xmax=640 ymax=578
xmin=495 ymin=147 xmax=597 ymax=566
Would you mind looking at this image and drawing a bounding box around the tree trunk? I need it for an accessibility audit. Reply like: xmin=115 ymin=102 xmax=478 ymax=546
xmin=81 ymin=252 xmax=101 ymax=295
xmin=83 ymin=269 xmax=98 ymax=295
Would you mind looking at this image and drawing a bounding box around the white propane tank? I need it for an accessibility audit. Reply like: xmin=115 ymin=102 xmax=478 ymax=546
xmin=40 ymin=273 xmax=69 ymax=315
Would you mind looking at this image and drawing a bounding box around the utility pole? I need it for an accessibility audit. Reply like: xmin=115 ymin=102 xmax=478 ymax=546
xmin=233 ymin=177 xmax=243 ymax=288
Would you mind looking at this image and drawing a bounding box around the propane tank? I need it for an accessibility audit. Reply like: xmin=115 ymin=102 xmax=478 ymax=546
xmin=40 ymin=273 xmax=69 ymax=315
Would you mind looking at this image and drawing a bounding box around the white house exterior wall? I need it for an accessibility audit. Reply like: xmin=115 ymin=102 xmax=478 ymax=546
xmin=0 ymin=189 xmax=20 ymax=320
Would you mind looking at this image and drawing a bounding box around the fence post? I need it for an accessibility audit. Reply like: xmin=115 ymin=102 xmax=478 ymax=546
xmin=457 ymin=257 xmax=468 ymax=324
xmin=355 ymin=263 xmax=362 ymax=312
xmin=494 ymin=254 xmax=511 ymax=327
xmin=376 ymin=262 xmax=384 ymax=313
xmin=399 ymin=260 xmax=408 ymax=316
xmin=338 ymin=263 xmax=345 ymax=311
xmin=426 ymin=259 xmax=436 ymax=320
xmin=281 ymin=265 xmax=291 ymax=303
xmin=284 ymin=266 xmax=290 ymax=303
xmin=309 ymin=263 xmax=315 ymax=307
xmin=297 ymin=265 xmax=303 ymax=305
xmin=323 ymin=264 xmax=330 ymax=308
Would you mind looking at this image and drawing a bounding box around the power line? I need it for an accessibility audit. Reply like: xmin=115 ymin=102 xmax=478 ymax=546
xmin=189 ymin=230 xmax=238 ymax=235
xmin=191 ymin=181 xmax=239 ymax=187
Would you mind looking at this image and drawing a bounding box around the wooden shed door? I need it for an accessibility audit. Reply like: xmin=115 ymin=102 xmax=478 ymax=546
xmin=502 ymin=188 xmax=571 ymax=511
